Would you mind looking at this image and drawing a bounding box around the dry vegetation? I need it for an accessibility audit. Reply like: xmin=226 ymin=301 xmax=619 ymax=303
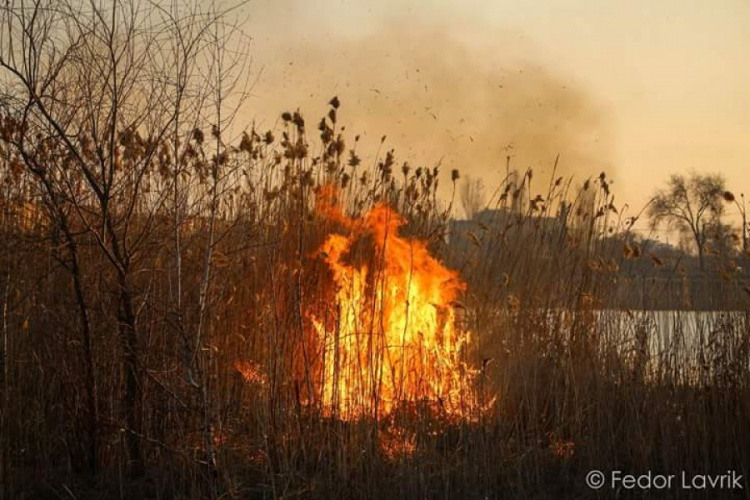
xmin=0 ymin=1 xmax=749 ymax=499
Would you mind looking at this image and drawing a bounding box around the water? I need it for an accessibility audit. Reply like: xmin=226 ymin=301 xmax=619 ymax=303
xmin=594 ymin=309 xmax=749 ymax=384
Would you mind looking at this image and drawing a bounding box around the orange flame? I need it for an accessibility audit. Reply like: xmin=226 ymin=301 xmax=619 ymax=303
xmin=308 ymin=186 xmax=482 ymax=420
xmin=234 ymin=360 xmax=268 ymax=386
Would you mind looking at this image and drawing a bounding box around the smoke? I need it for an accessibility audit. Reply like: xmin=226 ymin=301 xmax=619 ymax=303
xmin=244 ymin=6 xmax=614 ymax=199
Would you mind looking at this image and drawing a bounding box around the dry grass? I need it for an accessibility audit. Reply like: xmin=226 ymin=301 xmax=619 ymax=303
xmin=0 ymin=99 xmax=748 ymax=500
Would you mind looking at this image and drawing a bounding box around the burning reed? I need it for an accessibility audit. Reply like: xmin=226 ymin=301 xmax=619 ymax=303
xmin=305 ymin=185 xmax=482 ymax=421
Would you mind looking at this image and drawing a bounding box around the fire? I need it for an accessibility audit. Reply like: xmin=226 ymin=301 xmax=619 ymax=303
xmin=234 ymin=360 xmax=267 ymax=386
xmin=307 ymin=186 xmax=481 ymax=420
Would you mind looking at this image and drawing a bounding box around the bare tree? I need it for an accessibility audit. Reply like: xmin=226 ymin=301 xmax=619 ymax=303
xmin=648 ymin=172 xmax=726 ymax=271
xmin=0 ymin=0 xmax=245 ymax=478
xmin=460 ymin=175 xmax=485 ymax=219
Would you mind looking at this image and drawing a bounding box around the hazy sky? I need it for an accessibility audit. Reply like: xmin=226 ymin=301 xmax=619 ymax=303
xmin=238 ymin=0 xmax=750 ymax=226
